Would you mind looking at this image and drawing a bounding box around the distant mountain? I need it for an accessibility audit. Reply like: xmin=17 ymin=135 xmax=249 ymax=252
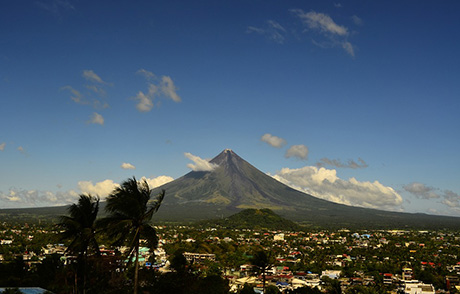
xmin=2 ymin=149 xmax=460 ymax=229
xmin=152 ymin=149 xmax=460 ymax=229
xmin=197 ymin=208 xmax=300 ymax=231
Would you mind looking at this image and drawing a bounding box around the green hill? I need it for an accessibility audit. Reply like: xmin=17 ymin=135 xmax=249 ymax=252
xmin=198 ymin=208 xmax=300 ymax=231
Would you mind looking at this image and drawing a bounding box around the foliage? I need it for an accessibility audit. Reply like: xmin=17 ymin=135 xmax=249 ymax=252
xmin=99 ymin=177 xmax=165 ymax=294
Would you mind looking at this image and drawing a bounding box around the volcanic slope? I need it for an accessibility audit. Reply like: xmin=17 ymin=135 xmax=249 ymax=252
xmin=152 ymin=149 xmax=460 ymax=229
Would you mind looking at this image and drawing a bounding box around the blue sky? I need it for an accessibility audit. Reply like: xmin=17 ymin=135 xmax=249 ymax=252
xmin=1 ymin=0 xmax=460 ymax=216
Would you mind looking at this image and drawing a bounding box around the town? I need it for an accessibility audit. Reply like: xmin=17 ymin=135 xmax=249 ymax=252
xmin=1 ymin=220 xmax=460 ymax=294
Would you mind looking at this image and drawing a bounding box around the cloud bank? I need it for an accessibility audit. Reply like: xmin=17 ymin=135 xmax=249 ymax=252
xmin=271 ymin=165 xmax=403 ymax=210
xmin=0 ymin=176 xmax=175 ymax=208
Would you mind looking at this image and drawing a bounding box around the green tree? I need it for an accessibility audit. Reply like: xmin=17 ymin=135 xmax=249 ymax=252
xmin=100 ymin=177 xmax=165 ymax=294
xmin=59 ymin=194 xmax=100 ymax=294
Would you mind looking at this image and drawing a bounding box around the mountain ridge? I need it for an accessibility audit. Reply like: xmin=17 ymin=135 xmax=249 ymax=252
xmin=151 ymin=149 xmax=460 ymax=229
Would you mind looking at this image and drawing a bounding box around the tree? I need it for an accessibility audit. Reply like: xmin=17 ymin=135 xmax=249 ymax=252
xmin=59 ymin=194 xmax=100 ymax=294
xmin=250 ymin=250 xmax=274 ymax=293
xmin=100 ymin=177 xmax=165 ymax=294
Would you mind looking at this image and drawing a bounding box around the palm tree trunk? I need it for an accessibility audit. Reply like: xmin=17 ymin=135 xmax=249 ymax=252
xmin=134 ymin=240 xmax=139 ymax=294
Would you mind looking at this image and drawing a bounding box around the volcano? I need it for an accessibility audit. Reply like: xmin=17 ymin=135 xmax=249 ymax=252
xmin=152 ymin=149 xmax=460 ymax=229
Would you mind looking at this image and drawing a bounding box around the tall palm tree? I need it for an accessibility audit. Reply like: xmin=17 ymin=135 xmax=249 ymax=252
xmin=251 ymin=250 xmax=273 ymax=293
xmin=59 ymin=194 xmax=100 ymax=294
xmin=100 ymin=177 xmax=165 ymax=294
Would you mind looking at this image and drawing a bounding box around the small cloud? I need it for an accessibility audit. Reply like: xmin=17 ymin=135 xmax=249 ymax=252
xmin=403 ymin=182 xmax=440 ymax=199
xmin=351 ymin=15 xmax=363 ymax=26
xmin=160 ymin=76 xmax=181 ymax=102
xmin=17 ymin=146 xmax=27 ymax=155
xmin=0 ymin=142 xmax=5 ymax=151
xmin=317 ymin=157 xmax=368 ymax=169
xmin=334 ymin=3 xmax=342 ymax=8
xmin=185 ymin=152 xmax=218 ymax=172
xmin=61 ymin=85 xmax=86 ymax=104
xmin=140 ymin=176 xmax=174 ymax=189
xmin=261 ymin=133 xmax=287 ymax=148
xmin=133 ymin=70 xmax=181 ymax=112
xmin=134 ymin=90 xmax=155 ymax=112
xmin=293 ymin=9 xmax=348 ymax=36
xmin=137 ymin=69 xmax=156 ymax=80
xmin=82 ymin=70 xmax=105 ymax=84
xmin=285 ymin=144 xmax=308 ymax=160
xmin=88 ymin=112 xmax=104 ymax=125
xmin=247 ymin=20 xmax=286 ymax=44
xmin=121 ymin=162 xmax=136 ymax=170
xmin=78 ymin=179 xmax=119 ymax=199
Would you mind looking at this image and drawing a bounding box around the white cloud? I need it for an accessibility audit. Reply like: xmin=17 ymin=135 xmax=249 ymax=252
xmin=134 ymin=91 xmax=154 ymax=112
xmin=160 ymin=76 xmax=181 ymax=102
xmin=140 ymin=176 xmax=174 ymax=189
xmin=137 ymin=69 xmax=157 ymax=80
xmin=0 ymin=142 xmax=5 ymax=151
xmin=285 ymin=144 xmax=309 ymax=160
xmin=291 ymin=9 xmax=355 ymax=57
xmin=293 ymin=10 xmax=348 ymax=36
xmin=185 ymin=152 xmax=219 ymax=172
xmin=88 ymin=112 xmax=104 ymax=125
xmin=82 ymin=70 xmax=105 ymax=84
xmin=271 ymin=165 xmax=403 ymax=210
xmin=77 ymin=179 xmax=119 ymax=198
xmin=342 ymin=41 xmax=355 ymax=57
xmin=121 ymin=162 xmax=136 ymax=170
xmin=261 ymin=133 xmax=287 ymax=148
xmin=133 ymin=70 xmax=181 ymax=112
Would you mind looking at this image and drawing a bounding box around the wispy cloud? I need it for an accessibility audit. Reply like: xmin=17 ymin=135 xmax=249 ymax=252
xmin=404 ymin=182 xmax=460 ymax=212
xmin=82 ymin=70 xmax=105 ymax=84
xmin=290 ymin=9 xmax=355 ymax=57
xmin=317 ymin=157 xmax=368 ymax=169
xmin=121 ymin=162 xmax=136 ymax=170
xmin=271 ymin=165 xmax=403 ymax=210
xmin=247 ymin=20 xmax=287 ymax=44
xmin=0 ymin=143 xmax=5 ymax=151
xmin=403 ymin=182 xmax=440 ymax=199
xmin=185 ymin=152 xmax=218 ymax=172
xmin=351 ymin=15 xmax=363 ymax=26
xmin=261 ymin=133 xmax=287 ymax=148
xmin=17 ymin=146 xmax=28 ymax=156
xmin=285 ymin=144 xmax=309 ymax=160
xmin=88 ymin=112 xmax=104 ymax=125
xmin=133 ymin=69 xmax=181 ymax=112
xmin=36 ymin=0 xmax=74 ymax=16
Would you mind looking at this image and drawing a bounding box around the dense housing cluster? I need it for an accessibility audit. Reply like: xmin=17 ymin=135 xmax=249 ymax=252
xmin=1 ymin=221 xmax=460 ymax=293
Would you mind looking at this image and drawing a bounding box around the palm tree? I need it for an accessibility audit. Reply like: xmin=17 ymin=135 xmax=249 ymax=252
xmin=100 ymin=177 xmax=165 ymax=294
xmin=251 ymin=250 xmax=274 ymax=293
xmin=59 ymin=194 xmax=100 ymax=294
